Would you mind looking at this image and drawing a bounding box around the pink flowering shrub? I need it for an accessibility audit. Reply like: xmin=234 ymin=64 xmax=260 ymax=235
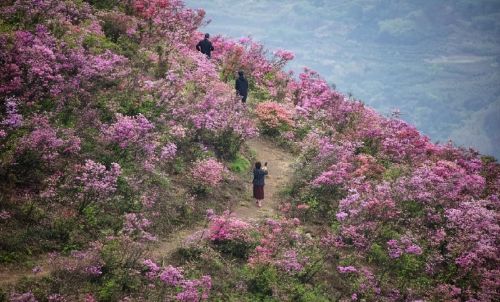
xmin=286 ymin=65 xmax=499 ymax=300
xmin=255 ymin=101 xmax=295 ymax=136
xmin=9 ymin=292 xmax=38 ymax=302
xmin=1 ymin=97 xmax=23 ymax=128
xmin=0 ymin=22 xmax=127 ymax=104
xmin=102 ymin=113 xmax=154 ymax=149
xmin=160 ymin=142 xmax=177 ymax=161
xmin=379 ymin=119 xmax=435 ymax=163
xmin=397 ymin=159 xmax=486 ymax=205
xmin=311 ymin=162 xmax=353 ymax=187
xmin=206 ymin=211 xmax=255 ymax=258
xmin=273 ymin=49 xmax=295 ymax=62
xmin=47 ymin=294 xmax=67 ymax=302
xmin=294 ymin=68 xmax=336 ymax=114
xmin=249 ymin=218 xmax=310 ymax=275
xmin=75 ymin=160 xmax=121 ymax=197
xmin=49 ymin=241 xmax=104 ymax=280
xmin=190 ymin=158 xmax=225 ymax=191
xmin=142 ymin=259 xmax=212 ymax=301
xmin=123 ymin=213 xmax=157 ymax=242
xmin=16 ymin=115 xmax=81 ymax=162
xmin=208 ymin=211 xmax=252 ymax=242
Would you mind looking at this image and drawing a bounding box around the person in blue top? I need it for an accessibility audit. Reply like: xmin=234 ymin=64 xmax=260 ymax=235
xmin=196 ymin=33 xmax=214 ymax=58
xmin=252 ymin=161 xmax=268 ymax=208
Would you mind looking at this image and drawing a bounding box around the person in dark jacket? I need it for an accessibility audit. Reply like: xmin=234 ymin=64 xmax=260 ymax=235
xmin=252 ymin=161 xmax=268 ymax=207
xmin=235 ymin=70 xmax=249 ymax=103
xmin=196 ymin=33 xmax=214 ymax=58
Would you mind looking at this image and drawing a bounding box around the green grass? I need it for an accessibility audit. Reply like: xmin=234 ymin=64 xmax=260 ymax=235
xmin=229 ymin=154 xmax=251 ymax=173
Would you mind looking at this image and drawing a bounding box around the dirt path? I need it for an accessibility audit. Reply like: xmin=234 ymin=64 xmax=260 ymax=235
xmin=232 ymin=137 xmax=294 ymax=221
xmin=149 ymin=136 xmax=295 ymax=260
xmin=0 ymin=257 xmax=50 ymax=288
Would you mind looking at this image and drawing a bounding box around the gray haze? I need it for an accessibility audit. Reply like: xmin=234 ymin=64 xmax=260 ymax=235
xmin=185 ymin=0 xmax=500 ymax=158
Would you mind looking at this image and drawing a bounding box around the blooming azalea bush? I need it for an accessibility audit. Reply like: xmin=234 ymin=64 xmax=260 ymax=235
xmin=285 ymin=65 xmax=500 ymax=300
xmin=248 ymin=218 xmax=311 ymax=275
xmin=255 ymin=101 xmax=295 ymax=136
xmin=142 ymin=259 xmax=212 ymax=302
xmin=190 ymin=158 xmax=226 ymax=193
xmin=206 ymin=211 xmax=256 ymax=259
xmin=101 ymin=113 xmax=154 ymax=149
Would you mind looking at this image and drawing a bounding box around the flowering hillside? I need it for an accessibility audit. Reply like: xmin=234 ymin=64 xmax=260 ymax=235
xmin=1 ymin=0 xmax=499 ymax=301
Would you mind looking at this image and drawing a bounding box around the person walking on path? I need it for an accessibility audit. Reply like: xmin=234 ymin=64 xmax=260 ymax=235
xmin=196 ymin=33 xmax=214 ymax=59
xmin=253 ymin=161 xmax=268 ymax=208
xmin=235 ymin=70 xmax=249 ymax=103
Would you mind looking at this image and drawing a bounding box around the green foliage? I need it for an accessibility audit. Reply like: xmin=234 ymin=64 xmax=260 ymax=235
xmin=98 ymin=278 xmax=120 ymax=302
xmin=50 ymin=217 xmax=73 ymax=243
xmin=229 ymin=154 xmax=251 ymax=173
xmin=0 ymin=18 xmax=15 ymax=33
xmin=206 ymin=129 xmax=244 ymax=160
xmin=290 ymin=283 xmax=331 ymax=302
xmin=303 ymin=195 xmax=319 ymax=210
xmin=85 ymin=0 xmax=121 ymax=10
xmin=83 ymin=205 xmax=99 ymax=228
xmin=383 ymin=165 xmax=405 ymax=181
xmin=250 ymin=87 xmax=272 ymax=103
xmin=212 ymin=239 xmax=256 ymax=260
xmin=245 ymin=266 xmax=278 ymax=299
xmin=397 ymin=254 xmax=424 ymax=278
xmin=0 ymin=251 xmax=24 ymax=264
xmin=113 ymin=90 xmax=151 ymax=117
xmin=20 ymin=202 xmax=45 ymax=225
xmin=368 ymin=243 xmax=389 ymax=265
xmin=116 ymin=36 xmax=140 ymax=59
xmin=378 ymin=225 xmax=400 ymax=242
xmin=8 ymin=150 xmax=46 ymax=188
xmin=48 ymin=20 xmax=68 ymax=39
xmin=293 ymin=124 xmax=311 ymax=141
xmin=172 ymin=157 xmax=187 ymax=174
xmin=55 ymin=104 xmax=78 ymax=128
xmin=97 ymin=239 xmax=144 ymax=301
xmin=400 ymin=200 xmax=425 ymax=218
xmin=481 ymin=155 xmax=497 ymax=164
xmin=357 ymin=137 xmax=380 ymax=156
xmin=296 ymin=186 xmax=346 ymax=223
xmin=155 ymin=60 xmax=169 ymax=79
xmin=176 ymin=246 xmax=204 ymax=261
xmin=102 ymin=19 xmax=122 ymax=43
xmin=83 ymin=34 xmax=120 ymax=54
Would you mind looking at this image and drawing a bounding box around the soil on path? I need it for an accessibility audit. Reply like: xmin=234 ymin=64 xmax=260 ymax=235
xmin=232 ymin=137 xmax=294 ymax=221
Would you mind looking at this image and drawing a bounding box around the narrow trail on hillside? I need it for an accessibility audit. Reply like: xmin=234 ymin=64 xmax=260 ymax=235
xmin=232 ymin=137 xmax=294 ymax=221
xmin=150 ymin=137 xmax=295 ymax=260
xmin=0 ymin=137 xmax=295 ymax=287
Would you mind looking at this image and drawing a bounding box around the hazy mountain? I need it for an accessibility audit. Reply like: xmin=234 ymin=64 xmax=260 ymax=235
xmin=185 ymin=0 xmax=500 ymax=158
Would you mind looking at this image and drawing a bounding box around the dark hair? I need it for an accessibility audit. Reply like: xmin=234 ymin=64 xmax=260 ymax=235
xmin=205 ymin=33 xmax=210 ymax=38
xmin=238 ymin=70 xmax=244 ymax=77
xmin=255 ymin=161 xmax=262 ymax=169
